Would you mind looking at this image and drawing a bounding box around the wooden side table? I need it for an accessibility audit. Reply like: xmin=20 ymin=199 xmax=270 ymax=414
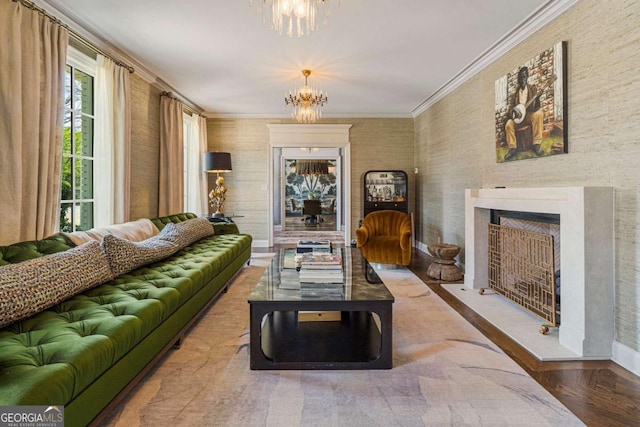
xmin=426 ymin=243 xmax=463 ymax=281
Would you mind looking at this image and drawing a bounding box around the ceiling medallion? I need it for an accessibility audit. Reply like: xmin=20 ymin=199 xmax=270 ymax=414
xmin=285 ymin=69 xmax=328 ymax=123
xmin=249 ymin=0 xmax=337 ymax=37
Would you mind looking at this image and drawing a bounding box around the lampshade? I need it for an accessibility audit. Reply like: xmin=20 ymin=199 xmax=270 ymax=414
xmin=203 ymin=152 xmax=232 ymax=173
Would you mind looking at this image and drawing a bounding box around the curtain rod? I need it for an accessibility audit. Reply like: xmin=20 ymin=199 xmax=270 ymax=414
xmin=161 ymin=92 xmax=206 ymax=117
xmin=13 ymin=0 xmax=134 ymax=73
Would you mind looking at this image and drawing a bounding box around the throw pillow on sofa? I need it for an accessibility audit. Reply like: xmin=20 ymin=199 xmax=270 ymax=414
xmin=0 ymin=240 xmax=113 ymax=329
xmin=157 ymin=217 xmax=214 ymax=249
xmin=101 ymin=234 xmax=181 ymax=277
xmin=61 ymin=218 xmax=160 ymax=245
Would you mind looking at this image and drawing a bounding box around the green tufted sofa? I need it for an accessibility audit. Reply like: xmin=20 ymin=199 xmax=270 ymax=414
xmin=0 ymin=213 xmax=252 ymax=426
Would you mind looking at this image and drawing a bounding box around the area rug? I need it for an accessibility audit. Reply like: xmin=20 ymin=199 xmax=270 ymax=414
xmin=100 ymin=254 xmax=584 ymax=426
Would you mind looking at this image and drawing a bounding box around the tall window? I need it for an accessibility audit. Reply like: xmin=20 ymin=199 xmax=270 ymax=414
xmin=61 ymin=50 xmax=96 ymax=232
xmin=183 ymin=112 xmax=195 ymax=210
xmin=183 ymin=113 xmax=206 ymax=215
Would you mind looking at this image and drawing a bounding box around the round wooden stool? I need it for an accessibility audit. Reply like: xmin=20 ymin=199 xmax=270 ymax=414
xmin=426 ymin=243 xmax=463 ymax=281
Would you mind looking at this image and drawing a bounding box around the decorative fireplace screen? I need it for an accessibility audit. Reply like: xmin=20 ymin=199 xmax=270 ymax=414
xmin=486 ymin=223 xmax=557 ymax=332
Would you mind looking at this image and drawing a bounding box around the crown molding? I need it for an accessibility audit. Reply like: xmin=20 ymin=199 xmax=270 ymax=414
xmin=205 ymin=112 xmax=413 ymax=119
xmin=411 ymin=0 xmax=580 ymax=118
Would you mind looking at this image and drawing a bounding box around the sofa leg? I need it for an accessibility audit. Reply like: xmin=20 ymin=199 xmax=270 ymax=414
xmin=173 ymin=337 xmax=183 ymax=349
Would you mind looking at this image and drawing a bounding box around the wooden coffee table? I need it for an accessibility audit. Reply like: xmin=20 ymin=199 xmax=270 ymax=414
xmin=248 ymin=247 xmax=394 ymax=370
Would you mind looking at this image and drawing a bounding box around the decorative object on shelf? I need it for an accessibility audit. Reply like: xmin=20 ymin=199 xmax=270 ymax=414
xmin=285 ymin=69 xmax=327 ymax=123
xmin=363 ymin=170 xmax=408 ymax=217
xmin=249 ymin=0 xmax=337 ymax=37
xmin=203 ymin=152 xmax=232 ymax=218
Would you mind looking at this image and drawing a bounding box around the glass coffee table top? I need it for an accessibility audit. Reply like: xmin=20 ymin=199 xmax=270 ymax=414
xmin=248 ymin=247 xmax=393 ymax=303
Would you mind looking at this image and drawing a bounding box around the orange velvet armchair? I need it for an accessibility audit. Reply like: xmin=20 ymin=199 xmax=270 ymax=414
xmin=356 ymin=210 xmax=412 ymax=265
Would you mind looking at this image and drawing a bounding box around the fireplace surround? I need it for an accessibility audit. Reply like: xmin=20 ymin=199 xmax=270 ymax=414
xmin=463 ymin=187 xmax=614 ymax=359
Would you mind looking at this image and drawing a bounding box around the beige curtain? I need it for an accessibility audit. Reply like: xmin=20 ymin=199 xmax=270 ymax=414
xmin=95 ymin=55 xmax=131 ymax=226
xmin=158 ymin=94 xmax=184 ymax=216
xmin=0 ymin=1 xmax=69 ymax=245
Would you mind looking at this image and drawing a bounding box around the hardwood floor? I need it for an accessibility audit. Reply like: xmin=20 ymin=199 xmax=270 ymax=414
xmin=407 ymin=248 xmax=640 ymax=427
xmin=259 ymin=243 xmax=640 ymax=426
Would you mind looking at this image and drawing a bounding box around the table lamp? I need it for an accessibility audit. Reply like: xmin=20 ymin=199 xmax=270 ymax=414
xmin=203 ymin=152 xmax=232 ymax=218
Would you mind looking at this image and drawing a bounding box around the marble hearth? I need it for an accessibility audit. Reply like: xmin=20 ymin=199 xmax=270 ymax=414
xmin=448 ymin=187 xmax=614 ymax=360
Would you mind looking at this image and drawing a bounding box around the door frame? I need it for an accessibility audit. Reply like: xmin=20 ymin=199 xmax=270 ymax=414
xmin=267 ymin=124 xmax=352 ymax=247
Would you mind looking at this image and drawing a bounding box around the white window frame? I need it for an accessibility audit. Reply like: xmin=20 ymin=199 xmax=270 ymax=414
xmin=62 ymin=47 xmax=99 ymax=232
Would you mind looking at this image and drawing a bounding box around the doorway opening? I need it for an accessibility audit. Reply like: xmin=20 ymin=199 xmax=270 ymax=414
xmin=267 ymin=124 xmax=352 ymax=247
xmin=284 ymin=158 xmax=337 ymax=232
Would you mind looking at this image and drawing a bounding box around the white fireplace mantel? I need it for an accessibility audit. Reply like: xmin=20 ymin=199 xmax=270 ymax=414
xmin=464 ymin=187 xmax=614 ymax=358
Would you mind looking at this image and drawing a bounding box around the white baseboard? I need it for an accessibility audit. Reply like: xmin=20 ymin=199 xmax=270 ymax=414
xmin=612 ymin=341 xmax=640 ymax=377
xmin=251 ymin=240 xmax=270 ymax=248
xmin=416 ymin=240 xmax=428 ymax=254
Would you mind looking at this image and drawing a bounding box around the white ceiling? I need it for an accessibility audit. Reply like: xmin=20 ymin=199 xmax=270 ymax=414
xmin=39 ymin=0 xmax=559 ymax=118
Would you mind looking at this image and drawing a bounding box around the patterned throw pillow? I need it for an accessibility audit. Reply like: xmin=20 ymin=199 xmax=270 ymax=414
xmin=101 ymin=234 xmax=180 ymax=277
xmin=157 ymin=218 xmax=214 ymax=249
xmin=0 ymin=241 xmax=113 ymax=329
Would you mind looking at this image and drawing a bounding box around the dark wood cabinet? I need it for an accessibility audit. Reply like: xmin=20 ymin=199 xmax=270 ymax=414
xmin=363 ymin=170 xmax=408 ymax=217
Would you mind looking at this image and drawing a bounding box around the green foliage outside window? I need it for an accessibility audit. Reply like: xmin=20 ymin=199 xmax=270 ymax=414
xmin=60 ymin=65 xmax=94 ymax=233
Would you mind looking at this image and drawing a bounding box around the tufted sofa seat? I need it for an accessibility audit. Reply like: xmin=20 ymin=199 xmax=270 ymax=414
xmin=0 ymin=213 xmax=251 ymax=426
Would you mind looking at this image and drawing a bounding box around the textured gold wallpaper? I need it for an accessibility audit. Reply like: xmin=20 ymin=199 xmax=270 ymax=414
xmin=414 ymin=0 xmax=640 ymax=352
xmin=206 ymin=118 xmax=415 ymax=242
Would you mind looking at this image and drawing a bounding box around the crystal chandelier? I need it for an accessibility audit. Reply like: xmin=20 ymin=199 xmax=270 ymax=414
xmin=249 ymin=0 xmax=336 ymax=37
xmin=285 ymin=69 xmax=328 ymax=123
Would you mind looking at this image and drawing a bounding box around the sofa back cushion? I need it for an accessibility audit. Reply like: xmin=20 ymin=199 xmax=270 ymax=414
xmin=101 ymin=234 xmax=180 ymax=276
xmin=0 ymin=234 xmax=75 ymax=266
xmin=150 ymin=213 xmax=198 ymax=231
xmin=0 ymin=241 xmax=113 ymax=328
xmin=61 ymin=218 xmax=160 ymax=246
xmin=157 ymin=217 xmax=214 ymax=249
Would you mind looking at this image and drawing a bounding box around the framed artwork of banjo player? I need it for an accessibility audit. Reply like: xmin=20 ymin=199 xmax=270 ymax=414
xmin=495 ymin=41 xmax=567 ymax=163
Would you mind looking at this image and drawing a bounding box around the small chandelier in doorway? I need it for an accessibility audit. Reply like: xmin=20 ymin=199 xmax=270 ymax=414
xmin=295 ymin=159 xmax=329 ymax=175
xmin=285 ymin=69 xmax=328 ymax=123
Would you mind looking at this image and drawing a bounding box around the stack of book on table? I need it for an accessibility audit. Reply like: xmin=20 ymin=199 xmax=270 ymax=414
xmin=296 ymin=240 xmax=332 ymax=254
xmin=298 ymin=252 xmax=344 ymax=296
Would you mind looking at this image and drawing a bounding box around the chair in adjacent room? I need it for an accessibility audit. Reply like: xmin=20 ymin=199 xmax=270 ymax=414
xmin=356 ymin=210 xmax=412 ymax=266
xmin=302 ymin=199 xmax=322 ymax=225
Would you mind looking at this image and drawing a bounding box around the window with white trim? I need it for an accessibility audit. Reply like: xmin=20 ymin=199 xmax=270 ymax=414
xmin=60 ymin=48 xmax=97 ymax=232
